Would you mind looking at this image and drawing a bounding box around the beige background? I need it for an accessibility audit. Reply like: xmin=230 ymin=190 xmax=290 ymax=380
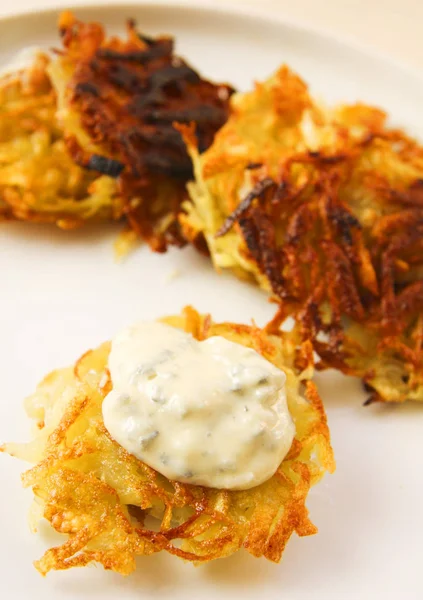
xmin=0 ymin=0 xmax=422 ymax=71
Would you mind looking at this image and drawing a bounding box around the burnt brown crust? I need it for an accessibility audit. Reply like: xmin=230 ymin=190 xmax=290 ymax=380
xmin=56 ymin=12 xmax=233 ymax=250
xmin=217 ymin=146 xmax=423 ymax=397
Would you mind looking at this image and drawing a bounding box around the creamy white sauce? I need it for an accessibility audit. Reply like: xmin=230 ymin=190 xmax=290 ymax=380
xmin=0 ymin=47 xmax=46 ymax=79
xmin=102 ymin=322 xmax=295 ymax=490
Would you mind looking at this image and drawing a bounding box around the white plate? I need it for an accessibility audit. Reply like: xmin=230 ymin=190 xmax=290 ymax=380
xmin=1 ymin=3 xmax=422 ymax=599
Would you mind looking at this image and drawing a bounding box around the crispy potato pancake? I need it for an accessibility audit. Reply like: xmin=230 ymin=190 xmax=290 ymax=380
xmin=48 ymin=12 xmax=233 ymax=251
xmin=2 ymin=306 xmax=334 ymax=576
xmin=0 ymin=53 xmax=122 ymax=228
xmin=181 ymin=66 xmax=423 ymax=403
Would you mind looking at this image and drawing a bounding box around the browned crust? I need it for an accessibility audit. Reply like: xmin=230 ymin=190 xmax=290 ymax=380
xmin=57 ymin=11 xmax=233 ymax=250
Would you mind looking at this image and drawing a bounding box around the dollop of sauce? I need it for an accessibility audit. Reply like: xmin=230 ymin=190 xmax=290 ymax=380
xmin=102 ymin=322 xmax=295 ymax=490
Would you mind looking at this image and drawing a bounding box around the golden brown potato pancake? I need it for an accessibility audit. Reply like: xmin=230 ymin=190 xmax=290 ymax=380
xmin=0 ymin=52 xmax=122 ymax=228
xmin=1 ymin=306 xmax=334 ymax=576
xmin=48 ymin=11 xmax=233 ymax=251
xmin=181 ymin=67 xmax=423 ymax=403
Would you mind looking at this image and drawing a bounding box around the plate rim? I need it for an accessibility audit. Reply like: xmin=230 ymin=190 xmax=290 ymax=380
xmin=0 ymin=0 xmax=422 ymax=90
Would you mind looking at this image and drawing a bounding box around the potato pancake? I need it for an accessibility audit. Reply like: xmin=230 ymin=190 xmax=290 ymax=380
xmin=1 ymin=306 xmax=334 ymax=575
xmin=181 ymin=66 xmax=423 ymax=403
xmin=48 ymin=11 xmax=233 ymax=251
xmin=0 ymin=52 xmax=122 ymax=228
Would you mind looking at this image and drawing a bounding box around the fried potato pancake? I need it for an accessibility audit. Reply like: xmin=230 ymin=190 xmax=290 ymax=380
xmin=180 ymin=67 xmax=423 ymax=403
xmin=48 ymin=12 xmax=233 ymax=251
xmin=2 ymin=306 xmax=334 ymax=576
xmin=0 ymin=53 xmax=122 ymax=229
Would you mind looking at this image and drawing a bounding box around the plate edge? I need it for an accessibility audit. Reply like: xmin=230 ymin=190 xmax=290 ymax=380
xmin=0 ymin=0 xmax=422 ymax=88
